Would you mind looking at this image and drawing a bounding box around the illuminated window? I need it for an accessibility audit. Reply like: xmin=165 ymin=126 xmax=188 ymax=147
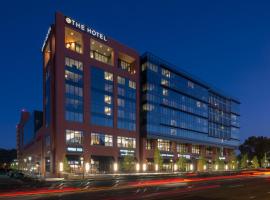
xmin=90 ymin=39 xmax=114 ymax=65
xmin=117 ymin=76 xmax=125 ymax=85
xmin=129 ymin=81 xmax=136 ymax=89
xmin=104 ymin=72 xmax=113 ymax=81
xmin=104 ymin=95 xmax=112 ymax=104
xmin=118 ymin=52 xmax=136 ymax=74
xmin=161 ymin=79 xmax=169 ymax=86
xmin=146 ymin=139 xmax=154 ymax=150
xmin=142 ymin=103 xmax=154 ymax=111
xmin=192 ymin=145 xmax=200 ymax=154
xmin=104 ymin=107 xmax=112 ymax=116
xmin=66 ymin=130 xmax=83 ymax=144
xmin=162 ymin=68 xmax=171 ymax=78
xmin=65 ymin=57 xmax=83 ymax=71
xmin=157 ymin=139 xmax=171 ymax=151
xmin=117 ymin=136 xmax=136 ymax=148
xmin=65 ymin=27 xmax=83 ymax=54
xmin=162 ymin=88 xmax=168 ymax=96
xmin=177 ymin=144 xmax=187 ymax=153
xmin=91 ymin=133 xmax=113 ymax=147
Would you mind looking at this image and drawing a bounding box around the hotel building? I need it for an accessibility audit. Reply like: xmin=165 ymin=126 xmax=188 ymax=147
xmin=17 ymin=12 xmax=240 ymax=176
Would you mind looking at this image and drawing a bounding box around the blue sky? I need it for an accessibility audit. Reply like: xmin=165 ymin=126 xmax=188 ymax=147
xmin=1 ymin=0 xmax=270 ymax=148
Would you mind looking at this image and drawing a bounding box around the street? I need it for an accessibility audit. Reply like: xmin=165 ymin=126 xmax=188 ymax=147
xmin=1 ymin=171 xmax=270 ymax=200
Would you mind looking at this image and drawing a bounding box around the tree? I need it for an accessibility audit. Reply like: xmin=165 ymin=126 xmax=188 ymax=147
xmin=240 ymin=154 xmax=248 ymax=169
xmin=251 ymin=156 xmax=259 ymax=169
xmin=239 ymin=136 xmax=270 ymax=166
xmin=228 ymin=153 xmax=238 ymax=170
xmin=197 ymin=156 xmax=206 ymax=171
xmin=177 ymin=156 xmax=187 ymax=171
xmin=63 ymin=157 xmax=71 ymax=172
xmin=122 ymin=152 xmax=134 ymax=172
xmin=261 ymin=153 xmax=269 ymax=168
xmin=213 ymin=155 xmax=224 ymax=171
xmin=154 ymin=148 xmax=163 ymax=171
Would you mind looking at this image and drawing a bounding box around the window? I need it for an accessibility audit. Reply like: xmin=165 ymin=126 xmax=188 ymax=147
xmin=105 ymin=84 xmax=113 ymax=93
xmin=104 ymin=95 xmax=112 ymax=104
xmin=162 ymin=88 xmax=168 ymax=96
xmin=65 ymin=27 xmax=83 ymax=54
xmin=104 ymin=107 xmax=112 ymax=116
xmin=104 ymin=72 xmax=113 ymax=81
xmin=144 ymin=62 xmax=158 ymax=72
xmin=90 ymin=39 xmax=114 ymax=65
xmin=117 ymin=76 xmax=125 ymax=85
xmin=129 ymin=81 xmax=136 ymax=89
xmin=177 ymin=144 xmax=187 ymax=153
xmin=117 ymin=98 xmax=125 ymax=107
xmin=146 ymin=139 xmax=154 ymax=150
xmin=118 ymin=87 xmax=125 ymax=96
xmin=118 ymin=52 xmax=136 ymax=74
xmin=188 ymin=81 xmax=194 ymax=89
xmin=66 ymin=130 xmax=83 ymax=145
xmin=142 ymin=103 xmax=154 ymax=111
xmin=162 ymin=68 xmax=171 ymax=78
xmin=117 ymin=136 xmax=136 ymax=148
xmin=192 ymin=145 xmax=200 ymax=154
xmin=157 ymin=139 xmax=171 ymax=151
xmin=65 ymin=57 xmax=83 ymax=71
xmin=161 ymin=79 xmax=169 ymax=86
xmin=65 ymin=59 xmax=84 ymax=123
xmin=91 ymin=67 xmax=114 ymax=127
xmin=91 ymin=133 xmax=113 ymax=147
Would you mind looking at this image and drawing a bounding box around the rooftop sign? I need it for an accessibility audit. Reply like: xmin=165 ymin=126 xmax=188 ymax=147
xmin=65 ymin=16 xmax=108 ymax=42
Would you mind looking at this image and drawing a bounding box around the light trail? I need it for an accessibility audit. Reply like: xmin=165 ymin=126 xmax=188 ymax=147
xmin=0 ymin=187 xmax=80 ymax=198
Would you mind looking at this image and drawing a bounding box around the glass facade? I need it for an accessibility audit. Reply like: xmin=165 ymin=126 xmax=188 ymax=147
xmin=65 ymin=57 xmax=84 ymax=122
xmin=141 ymin=53 xmax=240 ymax=148
xmin=91 ymin=67 xmax=114 ymax=127
xmin=117 ymin=76 xmax=136 ymax=131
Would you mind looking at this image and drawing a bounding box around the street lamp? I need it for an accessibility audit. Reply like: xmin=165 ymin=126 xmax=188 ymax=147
xmin=190 ymin=164 xmax=194 ymax=171
xmin=155 ymin=164 xmax=159 ymax=172
xmin=142 ymin=163 xmax=147 ymax=172
xmin=203 ymin=164 xmax=207 ymax=171
xmin=80 ymin=157 xmax=84 ymax=179
xmin=113 ymin=162 xmax=118 ymax=172
xmin=136 ymin=163 xmax=140 ymax=172
xmin=59 ymin=162 xmax=63 ymax=172
xmin=173 ymin=163 xmax=178 ymax=171
xmin=85 ymin=162 xmax=90 ymax=174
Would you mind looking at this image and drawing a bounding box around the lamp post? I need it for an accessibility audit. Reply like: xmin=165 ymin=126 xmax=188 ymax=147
xmin=80 ymin=157 xmax=84 ymax=179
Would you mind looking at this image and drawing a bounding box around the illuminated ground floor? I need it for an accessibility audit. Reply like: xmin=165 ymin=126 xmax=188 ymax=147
xmin=18 ymin=137 xmax=236 ymax=177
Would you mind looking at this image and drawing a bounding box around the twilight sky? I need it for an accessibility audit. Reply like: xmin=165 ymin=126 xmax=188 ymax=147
xmin=0 ymin=0 xmax=270 ymax=148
